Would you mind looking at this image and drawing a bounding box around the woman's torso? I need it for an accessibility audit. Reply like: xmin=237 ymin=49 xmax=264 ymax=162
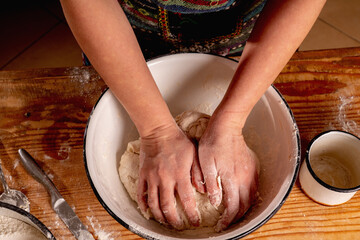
xmin=119 ymin=0 xmax=267 ymax=58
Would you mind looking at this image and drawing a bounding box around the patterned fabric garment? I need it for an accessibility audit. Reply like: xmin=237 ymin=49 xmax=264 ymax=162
xmin=119 ymin=0 xmax=267 ymax=58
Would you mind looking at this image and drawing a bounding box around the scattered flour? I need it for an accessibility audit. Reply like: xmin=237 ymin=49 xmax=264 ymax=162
xmin=324 ymin=95 xmax=359 ymax=138
xmin=0 ymin=215 xmax=47 ymax=240
xmin=86 ymin=215 xmax=115 ymax=240
xmin=337 ymin=96 xmax=359 ymax=134
xmin=65 ymin=67 xmax=91 ymax=84
xmin=13 ymin=159 xmax=20 ymax=170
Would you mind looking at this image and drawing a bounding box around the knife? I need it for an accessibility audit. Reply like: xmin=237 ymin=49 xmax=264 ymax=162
xmin=18 ymin=148 xmax=95 ymax=240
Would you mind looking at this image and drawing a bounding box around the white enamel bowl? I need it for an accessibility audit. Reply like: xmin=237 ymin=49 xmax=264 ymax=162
xmin=84 ymin=53 xmax=300 ymax=239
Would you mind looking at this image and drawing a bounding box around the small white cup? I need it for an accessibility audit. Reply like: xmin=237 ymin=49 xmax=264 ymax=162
xmin=299 ymin=130 xmax=360 ymax=206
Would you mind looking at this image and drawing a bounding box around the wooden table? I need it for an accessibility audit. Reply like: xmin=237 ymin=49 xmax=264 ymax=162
xmin=0 ymin=47 xmax=359 ymax=239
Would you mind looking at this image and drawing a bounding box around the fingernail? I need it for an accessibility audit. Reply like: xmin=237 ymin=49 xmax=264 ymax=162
xmin=192 ymin=213 xmax=201 ymax=227
xmin=196 ymin=182 xmax=206 ymax=194
xmin=138 ymin=207 xmax=150 ymax=220
xmin=157 ymin=218 xmax=167 ymax=225
xmin=215 ymin=222 xmax=227 ymax=232
xmin=209 ymin=192 xmax=222 ymax=209
xmin=174 ymin=221 xmax=185 ymax=230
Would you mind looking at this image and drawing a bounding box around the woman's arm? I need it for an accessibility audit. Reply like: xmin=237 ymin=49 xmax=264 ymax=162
xmin=60 ymin=0 xmax=200 ymax=229
xmin=60 ymin=0 xmax=171 ymax=136
xmin=198 ymin=0 xmax=326 ymax=231
xmin=223 ymin=0 xmax=326 ymax=122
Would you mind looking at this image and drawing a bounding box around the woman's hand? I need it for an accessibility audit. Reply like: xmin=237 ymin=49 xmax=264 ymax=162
xmin=198 ymin=112 xmax=259 ymax=232
xmin=137 ymin=124 xmax=200 ymax=230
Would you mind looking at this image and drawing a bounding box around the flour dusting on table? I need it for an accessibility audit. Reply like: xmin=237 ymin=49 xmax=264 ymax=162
xmin=326 ymin=96 xmax=360 ymax=136
xmin=337 ymin=96 xmax=359 ymax=134
xmin=86 ymin=208 xmax=118 ymax=240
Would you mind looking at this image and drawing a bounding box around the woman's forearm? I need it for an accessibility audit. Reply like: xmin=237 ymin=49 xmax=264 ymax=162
xmin=60 ymin=0 xmax=175 ymax=137
xmin=217 ymin=0 xmax=326 ymax=126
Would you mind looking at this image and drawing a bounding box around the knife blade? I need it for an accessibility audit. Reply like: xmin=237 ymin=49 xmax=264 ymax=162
xmin=18 ymin=148 xmax=95 ymax=240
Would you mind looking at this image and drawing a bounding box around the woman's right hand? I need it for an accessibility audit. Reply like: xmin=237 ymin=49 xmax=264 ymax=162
xmin=137 ymin=123 xmax=201 ymax=230
xmin=197 ymin=111 xmax=259 ymax=232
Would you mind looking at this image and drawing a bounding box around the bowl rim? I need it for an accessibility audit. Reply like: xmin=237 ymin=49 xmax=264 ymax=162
xmin=305 ymin=130 xmax=360 ymax=193
xmin=0 ymin=202 xmax=55 ymax=239
xmin=83 ymin=53 xmax=301 ymax=239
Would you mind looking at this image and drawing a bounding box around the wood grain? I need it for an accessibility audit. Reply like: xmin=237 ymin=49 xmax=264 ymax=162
xmin=0 ymin=48 xmax=360 ymax=239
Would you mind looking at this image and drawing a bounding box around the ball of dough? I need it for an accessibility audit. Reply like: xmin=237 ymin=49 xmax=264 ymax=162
xmin=175 ymin=111 xmax=210 ymax=141
xmin=119 ymin=111 xmax=224 ymax=229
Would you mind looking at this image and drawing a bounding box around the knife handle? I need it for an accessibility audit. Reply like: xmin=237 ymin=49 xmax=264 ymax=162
xmin=18 ymin=149 xmax=62 ymax=204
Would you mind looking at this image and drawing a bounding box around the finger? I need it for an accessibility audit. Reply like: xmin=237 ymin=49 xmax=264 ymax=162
xmin=249 ymin=172 xmax=259 ymax=205
xmin=147 ymin=183 xmax=167 ymax=224
xmin=191 ymin=152 xmax=206 ymax=194
xmin=137 ymin=177 xmax=148 ymax=216
xmin=159 ymin=183 xmax=184 ymax=230
xmin=234 ymin=176 xmax=259 ymax=222
xmin=199 ymin=156 xmax=222 ymax=208
xmin=177 ymin=179 xmax=200 ymax=227
xmin=215 ymin=179 xmax=239 ymax=232
xmin=234 ymin=185 xmax=251 ymax=223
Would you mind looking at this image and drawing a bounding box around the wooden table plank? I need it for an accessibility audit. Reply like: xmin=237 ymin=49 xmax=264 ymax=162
xmin=0 ymin=48 xmax=359 ymax=239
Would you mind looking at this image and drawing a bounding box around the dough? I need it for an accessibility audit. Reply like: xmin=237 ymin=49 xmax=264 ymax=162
xmin=119 ymin=111 xmax=259 ymax=230
xmin=119 ymin=111 xmax=223 ymax=229
xmin=174 ymin=111 xmax=210 ymax=141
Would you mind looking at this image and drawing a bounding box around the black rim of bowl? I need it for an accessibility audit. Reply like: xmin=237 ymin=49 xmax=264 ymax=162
xmin=83 ymin=53 xmax=301 ymax=240
xmin=305 ymin=130 xmax=360 ymax=193
xmin=0 ymin=201 xmax=55 ymax=239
